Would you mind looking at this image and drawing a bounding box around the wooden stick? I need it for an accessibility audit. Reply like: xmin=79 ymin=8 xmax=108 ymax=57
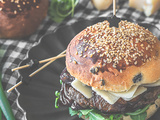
xmin=113 ymin=0 xmax=116 ymax=16
xmin=8 ymin=50 xmax=66 ymax=92
xmin=11 ymin=50 xmax=66 ymax=72
xmin=12 ymin=65 xmax=30 ymax=71
xmin=7 ymin=81 xmax=22 ymax=93
xmin=39 ymin=50 xmax=66 ymax=64
xmin=29 ymin=51 xmax=66 ymax=77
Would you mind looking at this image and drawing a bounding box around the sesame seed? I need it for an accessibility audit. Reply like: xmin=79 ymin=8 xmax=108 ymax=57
xmin=73 ymin=60 xmax=77 ymax=64
xmin=36 ymin=5 xmax=39 ymax=8
xmin=1 ymin=0 xmax=40 ymax=15
xmin=134 ymin=61 xmax=137 ymax=65
xmin=83 ymin=55 xmax=87 ymax=58
xmin=14 ymin=10 xmax=17 ymax=14
xmin=76 ymin=20 xmax=157 ymax=70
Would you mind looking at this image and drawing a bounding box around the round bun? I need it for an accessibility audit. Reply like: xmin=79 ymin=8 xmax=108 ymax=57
xmin=0 ymin=0 xmax=48 ymax=39
xmin=66 ymin=20 xmax=160 ymax=92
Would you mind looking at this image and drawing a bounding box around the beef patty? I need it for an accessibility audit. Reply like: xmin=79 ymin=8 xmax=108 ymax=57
xmin=59 ymin=68 xmax=160 ymax=114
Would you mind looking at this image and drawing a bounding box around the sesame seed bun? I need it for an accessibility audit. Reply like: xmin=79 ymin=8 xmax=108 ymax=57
xmin=66 ymin=20 xmax=160 ymax=92
xmin=0 ymin=0 xmax=48 ymax=39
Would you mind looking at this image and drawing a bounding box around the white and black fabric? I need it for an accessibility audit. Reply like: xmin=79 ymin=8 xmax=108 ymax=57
xmin=0 ymin=0 xmax=160 ymax=119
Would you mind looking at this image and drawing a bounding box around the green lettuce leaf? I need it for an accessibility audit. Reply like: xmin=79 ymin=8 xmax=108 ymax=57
xmin=89 ymin=111 xmax=106 ymax=120
xmin=49 ymin=0 xmax=79 ymax=23
xmin=130 ymin=112 xmax=147 ymax=120
xmin=106 ymin=114 xmax=122 ymax=120
xmin=69 ymin=104 xmax=151 ymax=120
xmin=126 ymin=104 xmax=151 ymax=120
xmin=126 ymin=104 xmax=150 ymax=116
xmin=54 ymin=80 xmax=62 ymax=108
xmin=56 ymin=77 xmax=151 ymax=120
xmin=158 ymin=94 xmax=160 ymax=99
xmin=80 ymin=109 xmax=94 ymax=115
xmin=69 ymin=107 xmax=79 ymax=116
xmin=69 ymin=107 xmax=122 ymax=120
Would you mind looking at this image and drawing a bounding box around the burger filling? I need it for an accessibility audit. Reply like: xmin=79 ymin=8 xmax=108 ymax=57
xmin=56 ymin=68 xmax=160 ymax=119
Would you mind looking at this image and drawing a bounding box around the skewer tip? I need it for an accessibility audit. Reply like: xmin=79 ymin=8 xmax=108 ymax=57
xmin=7 ymin=81 xmax=22 ymax=93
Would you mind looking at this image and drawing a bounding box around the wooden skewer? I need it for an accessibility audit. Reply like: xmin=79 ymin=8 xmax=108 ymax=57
xmin=29 ymin=54 xmax=66 ymax=77
xmin=7 ymin=81 xmax=22 ymax=93
xmin=113 ymin=0 xmax=116 ymax=16
xmin=39 ymin=50 xmax=66 ymax=63
xmin=12 ymin=65 xmax=30 ymax=71
xmin=29 ymin=50 xmax=66 ymax=77
xmin=12 ymin=50 xmax=66 ymax=72
xmin=8 ymin=50 xmax=66 ymax=93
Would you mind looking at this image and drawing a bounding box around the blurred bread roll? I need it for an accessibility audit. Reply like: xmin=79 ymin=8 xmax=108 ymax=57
xmin=0 ymin=0 xmax=49 ymax=39
xmin=91 ymin=0 xmax=113 ymax=10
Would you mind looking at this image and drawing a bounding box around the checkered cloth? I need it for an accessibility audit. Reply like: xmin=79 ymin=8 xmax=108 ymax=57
xmin=0 ymin=0 xmax=160 ymax=119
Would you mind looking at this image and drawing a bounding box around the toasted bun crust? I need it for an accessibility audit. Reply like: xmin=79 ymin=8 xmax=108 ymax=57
xmin=66 ymin=20 xmax=160 ymax=92
xmin=0 ymin=0 xmax=48 ymax=39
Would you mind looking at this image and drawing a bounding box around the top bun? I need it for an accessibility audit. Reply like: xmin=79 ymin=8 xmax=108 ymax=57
xmin=0 ymin=0 xmax=48 ymax=39
xmin=66 ymin=20 xmax=160 ymax=92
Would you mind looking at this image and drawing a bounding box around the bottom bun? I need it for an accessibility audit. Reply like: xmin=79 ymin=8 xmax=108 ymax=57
xmin=79 ymin=98 xmax=160 ymax=120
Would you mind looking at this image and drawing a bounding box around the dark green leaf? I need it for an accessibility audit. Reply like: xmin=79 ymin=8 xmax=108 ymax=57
xmin=80 ymin=109 xmax=94 ymax=115
xmin=69 ymin=107 xmax=79 ymax=116
xmin=54 ymin=91 xmax=60 ymax=108
xmin=69 ymin=108 xmax=123 ymax=120
xmin=110 ymin=115 xmax=113 ymax=120
xmin=60 ymin=80 xmax=62 ymax=84
xmin=49 ymin=0 xmax=79 ymax=23
xmin=78 ymin=112 xmax=83 ymax=118
xmin=69 ymin=108 xmax=105 ymax=120
xmin=55 ymin=97 xmax=59 ymax=108
xmin=126 ymin=104 xmax=151 ymax=116
xmin=0 ymin=74 xmax=15 ymax=120
xmin=158 ymin=94 xmax=160 ymax=99
xmin=130 ymin=112 xmax=147 ymax=120
xmin=55 ymin=91 xmax=60 ymax=96
xmin=106 ymin=114 xmax=122 ymax=120
xmin=85 ymin=114 xmax=89 ymax=119
xmin=89 ymin=111 xmax=106 ymax=120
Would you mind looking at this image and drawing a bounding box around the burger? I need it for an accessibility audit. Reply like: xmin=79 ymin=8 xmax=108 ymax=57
xmin=55 ymin=20 xmax=160 ymax=120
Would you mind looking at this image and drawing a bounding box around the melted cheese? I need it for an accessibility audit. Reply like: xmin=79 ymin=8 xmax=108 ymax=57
xmin=71 ymin=79 xmax=92 ymax=98
xmin=92 ymin=88 xmax=120 ymax=104
xmin=122 ymin=86 xmax=147 ymax=101
xmin=71 ymin=79 xmax=160 ymax=105
xmin=109 ymin=86 xmax=139 ymax=98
